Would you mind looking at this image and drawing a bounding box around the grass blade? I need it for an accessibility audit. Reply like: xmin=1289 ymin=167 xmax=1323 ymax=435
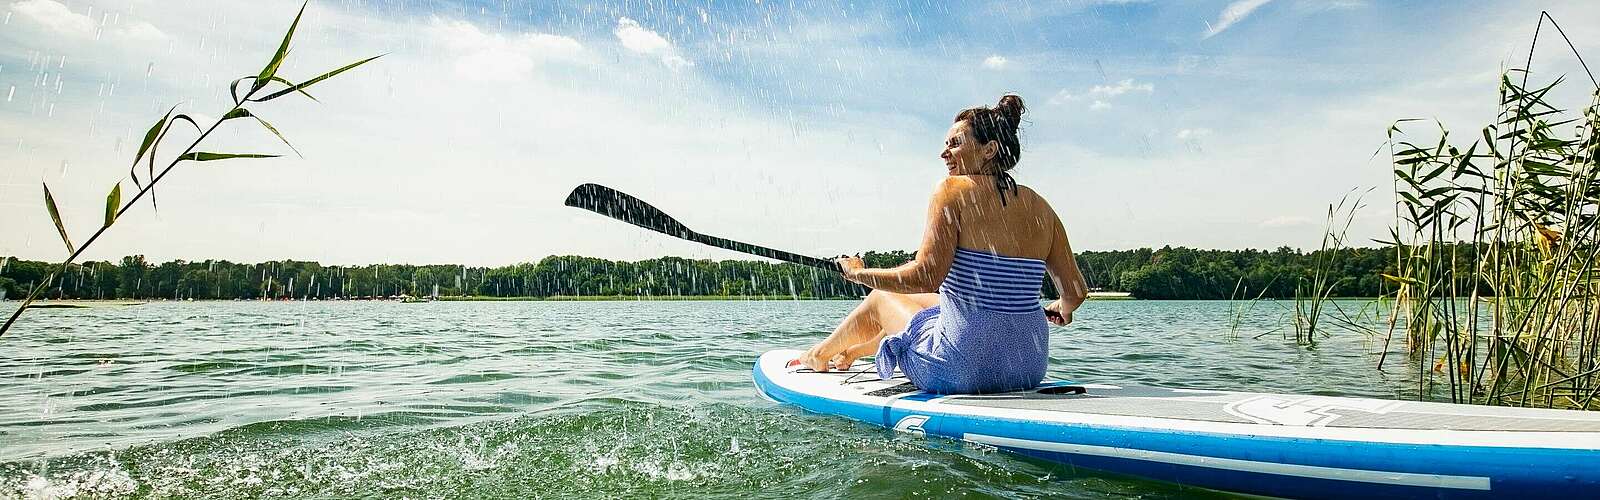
xmin=252 ymin=1 xmax=307 ymax=94
xmin=257 ymin=54 xmax=383 ymax=102
xmin=42 ymin=183 xmax=74 ymax=254
xmin=179 ymin=152 xmax=281 ymax=162
xmin=103 ymin=183 xmax=121 ymax=228
xmin=129 ymin=106 xmax=177 ymax=187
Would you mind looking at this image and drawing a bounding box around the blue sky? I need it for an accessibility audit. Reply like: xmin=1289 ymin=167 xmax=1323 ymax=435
xmin=0 ymin=0 xmax=1597 ymax=265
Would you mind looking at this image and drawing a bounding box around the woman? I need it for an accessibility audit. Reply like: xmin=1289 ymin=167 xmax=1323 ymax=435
xmin=800 ymin=94 xmax=1088 ymax=394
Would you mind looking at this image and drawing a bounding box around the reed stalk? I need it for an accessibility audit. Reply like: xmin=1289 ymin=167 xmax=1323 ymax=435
xmin=1384 ymin=11 xmax=1599 ymax=407
xmin=0 ymin=2 xmax=379 ymax=339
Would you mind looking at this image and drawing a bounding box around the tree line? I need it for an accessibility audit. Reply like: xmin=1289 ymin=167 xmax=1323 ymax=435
xmin=1 ymin=245 xmax=1465 ymax=301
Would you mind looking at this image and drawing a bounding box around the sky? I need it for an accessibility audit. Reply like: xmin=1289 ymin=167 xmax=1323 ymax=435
xmin=0 ymin=0 xmax=1597 ymax=266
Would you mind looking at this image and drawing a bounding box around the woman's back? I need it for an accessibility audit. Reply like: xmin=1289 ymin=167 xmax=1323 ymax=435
xmin=945 ymin=176 xmax=1057 ymax=261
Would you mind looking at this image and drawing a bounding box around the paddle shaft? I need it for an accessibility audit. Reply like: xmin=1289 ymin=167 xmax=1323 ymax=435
xmin=693 ymin=233 xmax=845 ymax=273
xmin=564 ymin=183 xmax=844 ymax=274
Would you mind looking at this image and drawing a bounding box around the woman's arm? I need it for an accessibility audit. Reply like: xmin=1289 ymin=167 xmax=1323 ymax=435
xmin=1043 ymin=208 xmax=1088 ymax=322
xmin=842 ymin=178 xmax=961 ymax=293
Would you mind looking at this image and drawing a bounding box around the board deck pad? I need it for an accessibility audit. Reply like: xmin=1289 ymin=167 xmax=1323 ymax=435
xmin=753 ymin=349 xmax=1600 ymax=499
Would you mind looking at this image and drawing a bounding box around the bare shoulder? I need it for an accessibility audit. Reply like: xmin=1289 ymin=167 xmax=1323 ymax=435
xmin=1015 ymin=185 xmax=1055 ymax=209
xmin=1016 ymin=185 xmax=1062 ymax=223
xmin=935 ymin=175 xmax=980 ymax=192
xmin=931 ymin=176 xmax=979 ymax=202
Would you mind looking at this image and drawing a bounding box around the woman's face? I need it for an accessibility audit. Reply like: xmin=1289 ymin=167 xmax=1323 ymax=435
xmin=941 ymin=120 xmax=993 ymax=176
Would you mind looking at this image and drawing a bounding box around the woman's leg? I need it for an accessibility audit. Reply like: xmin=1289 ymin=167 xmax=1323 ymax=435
xmin=800 ymin=290 xmax=938 ymax=371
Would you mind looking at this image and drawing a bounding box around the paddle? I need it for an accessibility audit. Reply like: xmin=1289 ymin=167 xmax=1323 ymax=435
xmin=563 ymin=183 xmax=1065 ymax=323
xmin=563 ymin=183 xmax=845 ymax=274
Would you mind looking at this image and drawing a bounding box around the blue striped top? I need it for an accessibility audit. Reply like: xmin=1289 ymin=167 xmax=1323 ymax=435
xmin=939 ymin=247 xmax=1047 ymax=314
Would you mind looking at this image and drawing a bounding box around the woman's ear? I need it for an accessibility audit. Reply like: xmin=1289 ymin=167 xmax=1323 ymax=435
xmin=982 ymin=141 xmax=999 ymax=161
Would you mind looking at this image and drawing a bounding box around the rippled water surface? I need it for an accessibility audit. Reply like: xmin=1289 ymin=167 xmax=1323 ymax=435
xmin=0 ymin=300 xmax=1418 ymax=498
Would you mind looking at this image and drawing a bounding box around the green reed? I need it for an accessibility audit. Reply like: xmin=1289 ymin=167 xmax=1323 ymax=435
xmin=1290 ymin=191 xmax=1369 ymax=346
xmin=0 ymin=2 xmax=379 ymax=338
xmin=1384 ymin=12 xmax=1599 ymax=407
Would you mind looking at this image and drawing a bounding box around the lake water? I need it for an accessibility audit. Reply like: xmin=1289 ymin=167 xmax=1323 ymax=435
xmin=0 ymin=299 xmax=1424 ymax=498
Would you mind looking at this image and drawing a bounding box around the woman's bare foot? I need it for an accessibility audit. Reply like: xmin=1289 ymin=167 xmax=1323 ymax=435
xmin=799 ymin=346 xmax=832 ymax=372
xmin=830 ymin=352 xmax=859 ymax=371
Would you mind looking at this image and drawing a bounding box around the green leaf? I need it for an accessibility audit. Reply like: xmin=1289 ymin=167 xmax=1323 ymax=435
xmin=42 ymin=183 xmax=74 ymax=254
xmin=1421 ymin=186 xmax=1454 ymax=198
xmin=103 ymin=183 xmax=121 ymax=228
xmin=1418 ymin=161 xmax=1451 ymax=182
xmin=256 ymin=54 xmax=383 ymax=102
xmin=252 ymin=1 xmax=307 ymax=94
xmin=179 ymin=152 xmax=280 ymax=162
xmin=1381 ymin=273 xmax=1422 ymax=286
xmin=255 ymin=115 xmax=302 ymax=158
xmin=130 ymin=106 xmax=177 ymax=183
xmin=172 ymin=114 xmax=202 ymax=133
xmin=223 ymin=108 xmax=301 ymax=157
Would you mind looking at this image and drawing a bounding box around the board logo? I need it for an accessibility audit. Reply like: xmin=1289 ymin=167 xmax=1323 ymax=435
xmin=1223 ymin=396 xmax=1403 ymax=427
xmin=894 ymin=415 xmax=931 ymax=437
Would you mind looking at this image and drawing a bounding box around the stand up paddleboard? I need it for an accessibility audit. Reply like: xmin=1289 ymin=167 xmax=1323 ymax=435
xmin=753 ymin=349 xmax=1600 ymax=498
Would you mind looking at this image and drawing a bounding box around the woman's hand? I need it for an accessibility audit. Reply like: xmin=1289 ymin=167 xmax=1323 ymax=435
xmin=836 ymin=255 xmax=866 ymax=284
xmin=1044 ymin=298 xmax=1073 ymax=326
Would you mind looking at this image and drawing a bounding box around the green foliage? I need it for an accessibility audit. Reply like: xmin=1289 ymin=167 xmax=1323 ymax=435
xmin=1081 ymin=245 xmax=1409 ymax=300
xmin=0 ymin=254 xmax=873 ymax=300
xmin=0 ymin=246 xmax=1423 ymax=301
xmin=1381 ymin=11 xmax=1600 ymax=408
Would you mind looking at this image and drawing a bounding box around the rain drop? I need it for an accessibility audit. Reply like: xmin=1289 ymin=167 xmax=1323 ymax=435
xmin=5 ymin=85 xmax=12 ymax=102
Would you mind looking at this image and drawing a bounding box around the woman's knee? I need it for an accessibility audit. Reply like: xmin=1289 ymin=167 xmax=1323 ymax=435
xmin=865 ymin=289 xmax=911 ymax=305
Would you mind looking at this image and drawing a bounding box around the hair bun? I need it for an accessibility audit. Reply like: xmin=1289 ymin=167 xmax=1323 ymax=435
xmin=996 ymin=94 xmax=1026 ymax=129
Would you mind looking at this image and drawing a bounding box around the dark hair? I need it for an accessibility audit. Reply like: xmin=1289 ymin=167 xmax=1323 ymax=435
xmin=954 ymin=94 xmax=1026 ymax=203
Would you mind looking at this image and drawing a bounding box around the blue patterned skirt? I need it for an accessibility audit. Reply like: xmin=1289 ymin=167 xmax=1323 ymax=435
xmin=874 ymin=294 xmax=1049 ymax=394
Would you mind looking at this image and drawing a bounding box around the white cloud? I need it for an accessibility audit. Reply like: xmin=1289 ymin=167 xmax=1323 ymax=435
xmin=1320 ymin=0 xmax=1367 ymax=10
xmin=1047 ymin=89 xmax=1077 ymax=105
xmin=425 ymin=18 xmax=584 ymax=82
xmin=615 ymin=17 xmax=692 ymax=70
xmin=982 ymin=55 xmax=1008 ymax=69
xmin=12 ymin=0 xmax=164 ymax=41
xmin=1090 ymin=79 xmax=1154 ymax=96
xmin=1050 ymin=79 xmax=1152 ymax=108
xmin=1260 ymin=215 xmax=1314 ymax=228
xmin=1176 ymin=128 xmax=1212 ymax=139
xmin=1203 ymin=0 xmax=1274 ymax=39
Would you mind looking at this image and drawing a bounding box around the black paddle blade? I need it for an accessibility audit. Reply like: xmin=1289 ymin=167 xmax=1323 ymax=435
xmin=564 ymin=183 xmax=695 ymax=240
